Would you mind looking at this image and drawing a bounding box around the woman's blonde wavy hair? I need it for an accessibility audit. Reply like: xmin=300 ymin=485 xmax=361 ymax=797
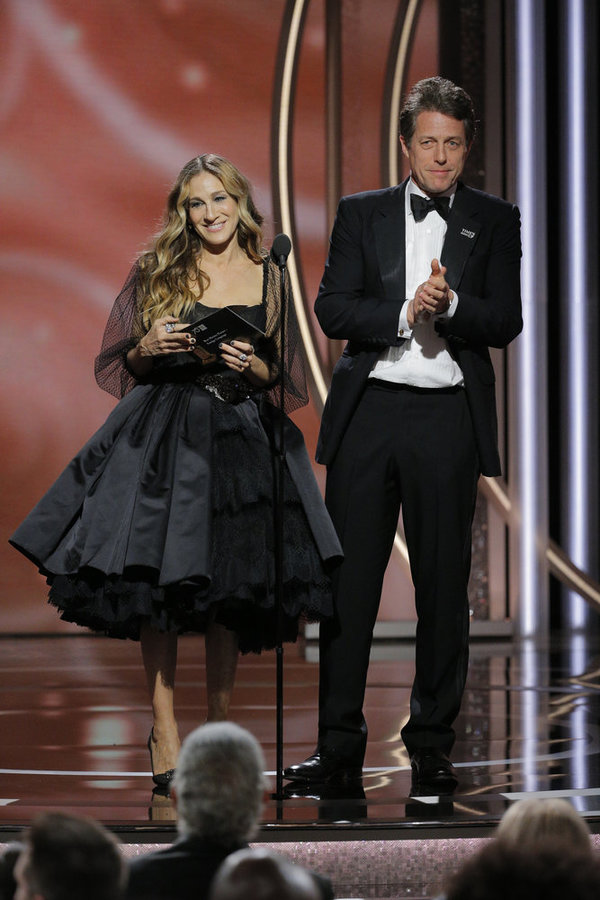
xmin=138 ymin=154 xmax=264 ymax=328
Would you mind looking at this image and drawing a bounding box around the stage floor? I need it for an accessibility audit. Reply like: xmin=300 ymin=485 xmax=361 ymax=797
xmin=1 ymin=630 xmax=600 ymax=839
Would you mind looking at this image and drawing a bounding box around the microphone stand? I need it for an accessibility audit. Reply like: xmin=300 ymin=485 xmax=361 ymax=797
xmin=271 ymin=235 xmax=291 ymax=802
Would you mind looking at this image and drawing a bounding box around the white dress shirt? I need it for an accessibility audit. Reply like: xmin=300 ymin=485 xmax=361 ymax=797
xmin=369 ymin=180 xmax=464 ymax=388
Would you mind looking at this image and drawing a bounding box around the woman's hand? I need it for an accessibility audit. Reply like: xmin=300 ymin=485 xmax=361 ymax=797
xmin=219 ymin=340 xmax=270 ymax=386
xmin=127 ymin=317 xmax=194 ymax=376
xmin=138 ymin=317 xmax=195 ymax=357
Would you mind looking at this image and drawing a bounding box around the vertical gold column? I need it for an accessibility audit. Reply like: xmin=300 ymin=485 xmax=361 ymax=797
xmin=325 ymin=0 xmax=342 ymax=229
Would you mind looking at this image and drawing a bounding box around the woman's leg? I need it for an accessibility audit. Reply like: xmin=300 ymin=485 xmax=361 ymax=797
xmin=205 ymin=620 xmax=239 ymax=721
xmin=140 ymin=622 xmax=180 ymax=775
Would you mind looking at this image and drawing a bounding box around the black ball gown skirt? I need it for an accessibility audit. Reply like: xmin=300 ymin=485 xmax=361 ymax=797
xmin=10 ymin=379 xmax=340 ymax=653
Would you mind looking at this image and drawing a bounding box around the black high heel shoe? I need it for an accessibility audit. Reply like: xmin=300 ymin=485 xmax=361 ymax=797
xmin=147 ymin=730 xmax=176 ymax=787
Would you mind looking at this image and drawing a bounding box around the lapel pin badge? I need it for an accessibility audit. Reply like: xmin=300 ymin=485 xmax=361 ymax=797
xmin=461 ymin=228 xmax=476 ymax=239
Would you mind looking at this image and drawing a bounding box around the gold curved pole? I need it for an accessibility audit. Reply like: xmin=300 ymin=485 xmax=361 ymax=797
xmin=479 ymin=476 xmax=600 ymax=609
xmin=480 ymin=474 xmax=511 ymax=515
xmin=387 ymin=0 xmax=421 ymax=187
xmin=546 ymin=541 xmax=600 ymax=608
xmin=273 ymin=0 xmax=329 ymax=407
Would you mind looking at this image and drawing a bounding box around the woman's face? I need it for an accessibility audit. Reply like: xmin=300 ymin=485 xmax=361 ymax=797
xmin=187 ymin=171 xmax=240 ymax=250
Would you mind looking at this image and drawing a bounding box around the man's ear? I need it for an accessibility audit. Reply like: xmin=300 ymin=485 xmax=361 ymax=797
xmin=399 ymin=135 xmax=410 ymax=159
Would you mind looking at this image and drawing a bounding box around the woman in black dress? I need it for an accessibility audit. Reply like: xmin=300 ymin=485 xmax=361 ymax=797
xmin=10 ymin=154 xmax=342 ymax=786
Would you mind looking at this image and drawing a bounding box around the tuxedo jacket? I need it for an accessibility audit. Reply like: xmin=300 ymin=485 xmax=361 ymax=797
xmin=315 ymin=179 xmax=523 ymax=476
xmin=125 ymin=835 xmax=334 ymax=900
xmin=125 ymin=835 xmax=242 ymax=900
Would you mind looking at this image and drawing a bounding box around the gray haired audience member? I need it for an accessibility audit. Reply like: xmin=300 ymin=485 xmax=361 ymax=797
xmin=174 ymin=721 xmax=266 ymax=844
xmin=209 ymin=848 xmax=321 ymax=900
xmin=13 ymin=812 xmax=125 ymax=900
xmin=126 ymin=722 xmax=268 ymax=900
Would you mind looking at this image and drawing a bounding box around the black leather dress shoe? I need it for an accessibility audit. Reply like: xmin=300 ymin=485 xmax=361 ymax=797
xmin=410 ymin=748 xmax=457 ymax=792
xmin=283 ymin=752 xmax=362 ymax=784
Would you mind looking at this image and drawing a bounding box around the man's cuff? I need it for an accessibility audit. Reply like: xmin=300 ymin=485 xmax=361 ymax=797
xmin=398 ymin=300 xmax=413 ymax=337
xmin=436 ymin=291 xmax=459 ymax=319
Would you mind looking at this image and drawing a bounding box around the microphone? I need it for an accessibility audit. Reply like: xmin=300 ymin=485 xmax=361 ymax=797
xmin=270 ymin=233 xmax=292 ymax=268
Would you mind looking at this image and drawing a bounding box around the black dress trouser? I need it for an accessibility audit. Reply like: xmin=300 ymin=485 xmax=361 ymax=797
xmin=318 ymin=380 xmax=479 ymax=763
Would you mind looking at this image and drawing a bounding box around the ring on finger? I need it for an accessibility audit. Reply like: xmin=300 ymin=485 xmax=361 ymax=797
xmin=165 ymin=323 xmax=175 ymax=333
xmin=239 ymin=353 xmax=248 ymax=362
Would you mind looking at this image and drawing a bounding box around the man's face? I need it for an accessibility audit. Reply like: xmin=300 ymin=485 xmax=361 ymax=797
xmin=400 ymin=110 xmax=470 ymax=196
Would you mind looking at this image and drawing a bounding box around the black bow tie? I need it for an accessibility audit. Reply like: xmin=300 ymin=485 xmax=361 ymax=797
xmin=410 ymin=194 xmax=451 ymax=222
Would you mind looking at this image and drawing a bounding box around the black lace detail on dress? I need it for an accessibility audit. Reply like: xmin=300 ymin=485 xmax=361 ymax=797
xmin=94 ymin=257 xmax=309 ymax=414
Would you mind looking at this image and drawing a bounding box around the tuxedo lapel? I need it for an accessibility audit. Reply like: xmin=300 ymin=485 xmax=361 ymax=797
xmin=373 ymin=183 xmax=407 ymax=299
xmin=441 ymin=184 xmax=482 ymax=288
xmin=373 ymin=181 xmax=482 ymax=297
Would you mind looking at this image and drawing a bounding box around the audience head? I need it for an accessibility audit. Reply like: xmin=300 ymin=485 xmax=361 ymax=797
xmin=173 ymin=722 xmax=267 ymax=844
xmin=13 ymin=812 xmax=125 ymax=900
xmin=495 ymin=797 xmax=592 ymax=854
xmin=209 ymin=848 xmax=320 ymax=900
xmin=445 ymin=839 xmax=600 ymax=900
xmin=0 ymin=842 xmax=24 ymax=900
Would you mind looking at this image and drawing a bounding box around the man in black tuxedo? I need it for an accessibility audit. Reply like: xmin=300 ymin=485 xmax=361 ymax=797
xmin=284 ymin=77 xmax=522 ymax=792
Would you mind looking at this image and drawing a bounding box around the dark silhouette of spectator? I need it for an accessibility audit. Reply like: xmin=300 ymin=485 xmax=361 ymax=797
xmin=0 ymin=842 xmax=23 ymax=900
xmin=444 ymin=839 xmax=600 ymax=900
xmin=13 ymin=812 xmax=125 ymax=900
xmin=209 ymin=848 xmax=320 ymax=900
